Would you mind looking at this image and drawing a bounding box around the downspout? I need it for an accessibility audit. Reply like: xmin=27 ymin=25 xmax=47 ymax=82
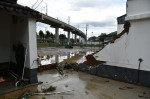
xmin=137 ymin=58 xmax=143 ymax=83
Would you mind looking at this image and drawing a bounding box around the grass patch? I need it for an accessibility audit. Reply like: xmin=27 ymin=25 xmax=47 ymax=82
xmin=42 ymin=86 xmax=56 ymax=92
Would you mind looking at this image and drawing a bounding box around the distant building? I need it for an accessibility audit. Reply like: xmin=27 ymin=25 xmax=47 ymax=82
xmin=117 ymin=14 xmax=126 ymax=34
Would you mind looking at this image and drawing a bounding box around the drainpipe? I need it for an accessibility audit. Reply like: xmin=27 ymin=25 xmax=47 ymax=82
xmin=137 ymin=58 xmax=143 ymax=83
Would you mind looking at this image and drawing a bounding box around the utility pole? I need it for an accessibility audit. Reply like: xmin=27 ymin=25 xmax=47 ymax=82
xmin=46 ymin=3 xmax=48 ymax=15
xmin=86 ymin=24 xmax=89 ymax=43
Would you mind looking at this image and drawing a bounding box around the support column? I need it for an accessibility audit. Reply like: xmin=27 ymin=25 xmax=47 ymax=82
xmin=24 ymin=18 xmax=38 ymax=84
xmin=55 ymin=27 xmax=59 ymax=43
xmin=67 ymin=31 xmax=70 ymax=45
xmin=75 ymin=34 xmax=77 ymax=43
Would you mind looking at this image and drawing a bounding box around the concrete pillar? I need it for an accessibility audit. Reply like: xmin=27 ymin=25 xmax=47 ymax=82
xmin=75 ymin=34 xmax=77 ymax=43
xmin=67 ymin=31 xmax=70 ymax=44
xmin=55 ymin=27 xmax=59 ymax=43
xmin=24 ymin=18 xmax=38 ymax=84
xmin=28 ymin=18 xmax=38 ymax=69
xmin=79 ymin=36 xmax=81 ymax=43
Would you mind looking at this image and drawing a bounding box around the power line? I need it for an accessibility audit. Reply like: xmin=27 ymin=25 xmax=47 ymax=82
xmin=34 ymin=0 xmax=44 ymax=10
xmin=32 ymin=0 xmax=39 ymax=8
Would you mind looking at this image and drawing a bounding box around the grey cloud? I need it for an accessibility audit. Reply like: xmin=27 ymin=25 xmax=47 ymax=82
xmin=78 ymin=21 xmax=116 ymax=27
xmin=69 ymin=0 xmax=126 ymax=11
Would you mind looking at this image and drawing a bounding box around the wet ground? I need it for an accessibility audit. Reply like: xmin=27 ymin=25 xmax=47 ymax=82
xmin=1 ymin=47 xmax=150 ymax=99
xmin=35 ymin=47 xmax=150 ymax=99
xmin=38 ymin=47 xmax=98 ymax=65
xmin=32 ymin=70 xmax=150 ymax=99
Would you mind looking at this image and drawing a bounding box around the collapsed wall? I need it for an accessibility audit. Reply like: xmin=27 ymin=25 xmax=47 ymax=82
xmin=76 ymin=0 xmax=150 ymax=87
xmin=92 ymin=0 xmax=150 ymax=87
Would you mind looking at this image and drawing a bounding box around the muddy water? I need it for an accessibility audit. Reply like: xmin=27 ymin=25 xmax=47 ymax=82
xmin=31 ymin=70 xmax=150 ymax=99
xmin=39 ymin=50 xmax=93 ymax=65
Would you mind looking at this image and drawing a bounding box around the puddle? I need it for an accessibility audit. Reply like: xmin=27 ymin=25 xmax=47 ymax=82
xmin=39 ymin=51 xmax=94 ymax=65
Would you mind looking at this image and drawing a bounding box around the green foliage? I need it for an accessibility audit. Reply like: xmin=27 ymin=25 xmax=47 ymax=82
xmin=39 ymin=30 xmax=44 ymax=39
xmin=45 ymin=31 xmax=50 ymax=39
xmin=42 ymin=86 xmax=56 ymax=93
xmin=37 ymin=43 xmax=61 ymax=47
xmin=59 ymin=34 xmax=67 ymax=41
xmin=50 ymin=33 xmax=55 ymax=39
xmin=73 ymin=43 xmax=101 ymax=47
xmin=88 ymin=36 xmax=97 ymax=42
xmin=19 ymin=82 xmax=29 ymax=87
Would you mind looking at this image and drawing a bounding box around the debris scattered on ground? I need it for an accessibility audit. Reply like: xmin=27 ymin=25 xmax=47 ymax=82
xmin=57 ymin=64 xmax=64 ymax=76
xmin=119 ymin=86 xmax=134 ymax=90
xmin=18 ymin=90 xmax=34 ymax=99
xmin=38 ymin=63 xmax=58 ymax=72
xmin=34 ymin=90 xmax=74 ymax=95
xmin=42 ymin=86 xmax=56 ymax=93
xmin=138 ymin=95 xmax=149 ymax=99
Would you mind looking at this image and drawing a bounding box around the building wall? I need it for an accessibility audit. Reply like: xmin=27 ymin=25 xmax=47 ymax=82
xmin=95 ymin=18 xmax=150 ymax=71
xmin=127 ymin=0 xmax=150 ymax=16
xmin=0 ymin=14 xmax=11 ymax=63
xmin=117 ymin=24 xmax=124 ymax=34
xmin=0 ymin=13 xmax=37 ymax=69
xmin=95 ymin=0 xmax=150 ymax=72
xmin=79 ymin=0 xmax=150 ymax=87
xmin=10 ymin=16 xmax=28 ymax=63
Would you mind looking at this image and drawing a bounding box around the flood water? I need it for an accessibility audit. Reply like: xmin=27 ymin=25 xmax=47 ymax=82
xmin=38 ymin=47 xmax=95 ymax=65
xmin=1 ymin=47 xmax=150 ymax=99
xmin=32 ymin=70 xmax=150 ymax=99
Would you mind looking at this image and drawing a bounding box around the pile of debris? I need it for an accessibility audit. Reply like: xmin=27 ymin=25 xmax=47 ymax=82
xmin=38 ymin=63 xmax=58 ymax=72
xmin=84 ymin=54 xmax=106 ymax=67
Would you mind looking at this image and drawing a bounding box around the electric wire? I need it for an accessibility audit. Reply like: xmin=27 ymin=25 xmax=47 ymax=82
xmin=32 ymin=0 xmax=39 ymax=8
xmin=34 ymin=0 xmax=44 ymax=10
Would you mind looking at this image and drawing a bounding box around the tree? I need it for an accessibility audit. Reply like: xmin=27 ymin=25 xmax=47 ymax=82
xmin=59 ymin=34 xmax=67 ymax=44
xmin=50 ymin=33 xmax=55 ymax=39
xmin=39 ymin=30 xmax=44 ymax=42
xmin=98 ymin=33 xmax=107 ymax=42
xmin=108 ymin=31 xmax=117 ymax=37
xmin=45 ymin=31 xmax=50 ymax=39
xmin=70 ymin=38 xmax=75 ymax=43
xmin=88 ymin=36 xmax=97 ymax=42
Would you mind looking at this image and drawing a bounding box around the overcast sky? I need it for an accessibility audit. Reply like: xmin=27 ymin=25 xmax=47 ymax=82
xmin=18 ymin=0 xmax=126 ymax=38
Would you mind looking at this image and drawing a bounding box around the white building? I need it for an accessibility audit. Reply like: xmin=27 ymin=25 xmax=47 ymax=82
xmin=0 ymin=1 xmax=40 ymax=84
xmin=94 ymin=0 xmax=150 ymax=87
